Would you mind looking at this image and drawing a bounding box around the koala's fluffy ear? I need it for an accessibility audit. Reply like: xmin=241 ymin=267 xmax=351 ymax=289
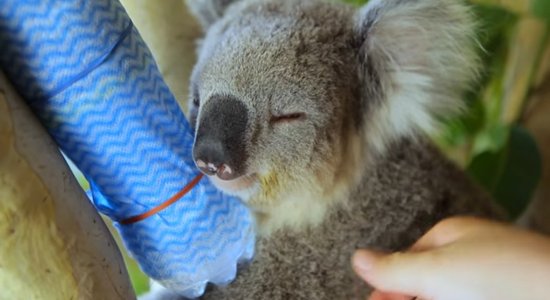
xmin=186 ymin=0 xmax=240 ymax=29
xmin=354 ymin=0 xmax=479 ymax=152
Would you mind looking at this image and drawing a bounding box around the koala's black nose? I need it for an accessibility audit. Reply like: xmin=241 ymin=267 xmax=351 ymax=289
xmin=193 ymin=95 xmax=248 ymax=181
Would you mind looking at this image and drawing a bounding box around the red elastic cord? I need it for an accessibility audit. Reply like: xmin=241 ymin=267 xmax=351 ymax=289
xmin=120 ymin=174 xmax=204 ymax=225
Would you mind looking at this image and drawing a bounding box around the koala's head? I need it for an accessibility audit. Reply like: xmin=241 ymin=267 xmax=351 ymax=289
xmin=186 ymin=0 xmax=478 ymax=226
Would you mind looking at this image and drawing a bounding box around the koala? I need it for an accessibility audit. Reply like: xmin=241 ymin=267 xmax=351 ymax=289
xmin=145 ymin=0 xmax=504 ymax=299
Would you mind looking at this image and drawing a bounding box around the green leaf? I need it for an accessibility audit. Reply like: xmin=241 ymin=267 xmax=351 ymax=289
xmin=468 ymin=126 xmax=542 ymax=219
xmin=467 ymin=147 xmax=506 ymax=190
xmin=340 ymin=0 xmax=368 ymax=5
xmin=472 ymin=123 xmax=510 ymax=156
xmin=126 ymin=258 xmax=150 ymax=295
xmin=532 ymin=0 xmax=550 ymax=21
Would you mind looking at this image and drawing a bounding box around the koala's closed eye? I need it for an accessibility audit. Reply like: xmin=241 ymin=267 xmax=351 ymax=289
xmin=192 ymin=93 xmax=200 ymax=107
xmin=189 ymin=89 xmax=200 ymax=129
xmin=270 ymin=112 xmax=306 ymax=124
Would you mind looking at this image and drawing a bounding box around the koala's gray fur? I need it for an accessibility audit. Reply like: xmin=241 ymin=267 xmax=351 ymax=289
xmin=145 ymin=0 xmax=504 ymax=299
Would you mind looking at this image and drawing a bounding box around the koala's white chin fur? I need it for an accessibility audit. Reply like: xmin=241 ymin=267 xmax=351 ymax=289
xmin=208 ymin=174 xmax=260 ymax=202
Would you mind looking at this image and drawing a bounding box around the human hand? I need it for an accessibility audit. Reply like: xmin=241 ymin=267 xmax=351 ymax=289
xmin=352 ymin=217 xmax=550 ymax=300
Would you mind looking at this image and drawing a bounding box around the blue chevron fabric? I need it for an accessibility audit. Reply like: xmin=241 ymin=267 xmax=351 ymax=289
xmin=0 ymin=0 xmax=255 ymax=297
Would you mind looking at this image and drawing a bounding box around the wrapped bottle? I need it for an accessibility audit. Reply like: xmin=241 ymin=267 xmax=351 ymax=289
xmin=0 ymin=0 xmax=255 ymax=297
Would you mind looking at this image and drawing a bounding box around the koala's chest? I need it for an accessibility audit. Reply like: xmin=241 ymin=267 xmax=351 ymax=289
xmin=220 ymin=207 xmax=420 ymax=299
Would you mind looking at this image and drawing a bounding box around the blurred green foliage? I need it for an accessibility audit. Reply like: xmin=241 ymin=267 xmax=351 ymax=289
xmin=439 ymin=2 xmax=547 ymax=220
xmin=533 ymin=0 xmax=550 ymax=20
xmin=468 ymin=126 xmax=542 ymax=218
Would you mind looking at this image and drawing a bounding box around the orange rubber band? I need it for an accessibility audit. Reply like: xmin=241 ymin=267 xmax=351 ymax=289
xmin=120 ymin=173 xmax=204 ymax=225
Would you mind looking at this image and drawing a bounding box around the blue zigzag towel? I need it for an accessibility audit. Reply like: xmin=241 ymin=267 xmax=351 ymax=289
xmin=0 ymin=0 xmax=255 ymax=297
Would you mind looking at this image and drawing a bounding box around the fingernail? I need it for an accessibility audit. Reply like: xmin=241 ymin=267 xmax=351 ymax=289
xmin=353 ymin=251 xmax=375 ymax=276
